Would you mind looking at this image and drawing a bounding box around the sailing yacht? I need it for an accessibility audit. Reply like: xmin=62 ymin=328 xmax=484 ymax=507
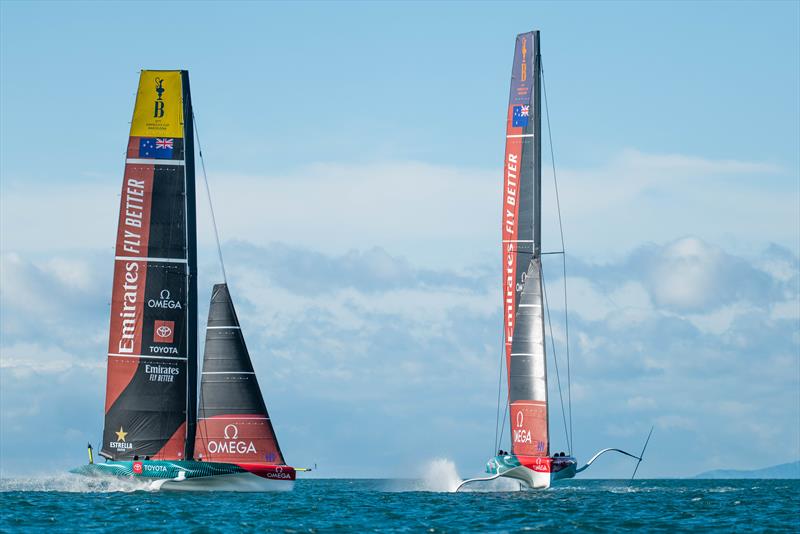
xmin=458 ymin=31 xmax=649 ymax=491
xmin=72 ymin=70 xmax=299 ymax=491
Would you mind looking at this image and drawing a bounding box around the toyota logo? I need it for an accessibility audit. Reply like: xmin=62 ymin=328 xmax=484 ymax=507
xmin=223 ymin=424 xmax=239 ymax=439
xmin=156 ymin=325 xmax=172 ymax=338
xmin=160 ymin=289 xmax=171 ymax=299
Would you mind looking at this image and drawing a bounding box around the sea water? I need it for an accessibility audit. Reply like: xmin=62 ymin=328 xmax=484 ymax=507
xmin=1 ymin=470 xmax=798 ymax=532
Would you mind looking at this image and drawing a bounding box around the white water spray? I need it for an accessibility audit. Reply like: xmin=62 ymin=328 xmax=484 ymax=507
xmin=0 ymin=473 xmax=160 ymax=493
xmin=417 ymin=458 xmax=463 ymax=492
xmin=407 ymin=458 xmax=522 ymax=492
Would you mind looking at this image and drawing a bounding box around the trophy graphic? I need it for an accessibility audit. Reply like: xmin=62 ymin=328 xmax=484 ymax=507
xmin=155 ymin=78 xmax=165 ymax=101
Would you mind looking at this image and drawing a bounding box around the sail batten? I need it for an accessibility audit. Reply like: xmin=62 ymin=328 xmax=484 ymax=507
xmin=502 ymin=31 xmax=549 ymax=459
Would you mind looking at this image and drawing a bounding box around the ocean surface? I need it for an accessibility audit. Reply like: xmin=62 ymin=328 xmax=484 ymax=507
xmin=1 ymin=474 xmax=798 ymax=532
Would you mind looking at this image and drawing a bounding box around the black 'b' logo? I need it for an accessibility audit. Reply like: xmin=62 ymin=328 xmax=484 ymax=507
xmin=153 ymin=78 xmax=165 ymax=118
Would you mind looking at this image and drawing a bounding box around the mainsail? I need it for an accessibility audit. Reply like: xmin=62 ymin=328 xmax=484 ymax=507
xmin=502 ymin=31 xmax=549 ymax=459
xmin=101 ymin=70 xmax=198 ymax=461
xmin=194 ymin=284 xmax=285 ymax=464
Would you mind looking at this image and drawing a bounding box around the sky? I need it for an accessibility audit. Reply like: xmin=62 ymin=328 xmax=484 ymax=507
xmin=0 ymin=1 xmax=798 ymax=479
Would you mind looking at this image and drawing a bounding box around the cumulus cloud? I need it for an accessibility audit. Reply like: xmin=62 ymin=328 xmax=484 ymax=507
xmin=543 ymin=239 xmax=799 ymax=474
xmin=565 ymin=237 xmax=786 ymax=315
xmin=1 ymin=237 xmax=797 ymax=477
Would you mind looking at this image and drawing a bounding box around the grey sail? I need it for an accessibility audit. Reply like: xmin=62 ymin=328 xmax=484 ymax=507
xmin=509 ymin=258 xmax=549 ymax=456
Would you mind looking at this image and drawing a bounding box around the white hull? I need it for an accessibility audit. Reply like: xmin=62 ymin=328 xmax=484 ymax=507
xmin=159 ymin=472 xmax=294 ymax=492
xmin=500 ymin=465 xmax=552 ymax=489
xmin=456 ymin=457 xmax=579 ymax=491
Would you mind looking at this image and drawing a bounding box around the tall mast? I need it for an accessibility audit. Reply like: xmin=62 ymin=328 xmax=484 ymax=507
xmin=102 ymin=71 xmax=194 ymax=461
xmin=533 ymin=30 xmax=549 ymax=456
xmin=502 ymin=31 xmax=549 ymax=459
xmin=533 ymin=31 xmax=542 ymax=259
xmin=182 ymin=70 xmax=198 ymax=460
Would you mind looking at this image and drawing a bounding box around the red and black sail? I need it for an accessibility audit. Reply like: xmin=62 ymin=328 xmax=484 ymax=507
xmin=194 ymin=284 xmax=285 ymax=465
xmin=101 ymin=70 xmax=197 ymax=461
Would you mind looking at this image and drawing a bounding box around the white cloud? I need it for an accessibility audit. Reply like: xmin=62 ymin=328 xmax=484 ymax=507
xmin=551 ymin=277 xmax=654 ymax=326
xmin=0 ymin=343 xmax=104 ymax=379
xmin=648 ymin=237 xmax=724 ymax=310
xmin=0 ymin=234 xmax=798 ymax=477
xmin=617 ymin=148 xmax=781 ymax=176
xmin=655 ymin=414 xmax=696 ymax=431
xmin=2 ymin=149 xmax=795 ymax=271
xmin=627 ymin=396 xmax=656 ymax=410
xmin=770 ymin=299 xmax=800 ymax=321
xmin=686 ymin=301 xmax=760 ymax=335
xmin=40 ymin=257 xmax=95 ymax=291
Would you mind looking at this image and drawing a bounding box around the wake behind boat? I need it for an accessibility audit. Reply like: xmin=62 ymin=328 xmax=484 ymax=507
xmin=457 ymin=31 xmax=649 ymax=491
xmin=72 ymin=70 xmax=301 ymax=491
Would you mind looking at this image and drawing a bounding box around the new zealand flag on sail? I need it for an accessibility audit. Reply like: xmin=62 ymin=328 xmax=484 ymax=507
xmin=512 ymin=105 xmax=530 ymax=128
xmin=139 ymin=138 xmax=175 ymax=159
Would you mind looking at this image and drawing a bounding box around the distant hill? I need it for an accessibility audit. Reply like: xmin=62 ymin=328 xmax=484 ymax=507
xmin=694 ymin=461 xmax=800 ymax=479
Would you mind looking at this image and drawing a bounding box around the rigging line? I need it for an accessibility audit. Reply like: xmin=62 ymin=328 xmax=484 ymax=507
xmin=541 ymin=265 xmax=571 ymax=454
xmin=541 ymin=59 xmax=573 ymax=453
xmin=493 ymin=310 xmax=506 ymax=455
xmin=192 ymin=112 xmax=223 ymax=458
xmin=497 ymin=306 xmax=510 ymax=451
xmin=499 ymin=389 xmax=509 ymax=452
xmin=193 ymin=111 xmax=228 ymax=284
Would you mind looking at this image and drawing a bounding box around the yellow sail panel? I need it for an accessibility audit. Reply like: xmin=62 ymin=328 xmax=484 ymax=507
xmin=130 ymin=70 xmax=184 ymax=138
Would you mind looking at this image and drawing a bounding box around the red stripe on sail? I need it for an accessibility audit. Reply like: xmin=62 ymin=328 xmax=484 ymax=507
xmin=195 ymin=415 xmax=284 ymax=464
xmin=502 ymin=104 xmax=524 ymax=374
xmin=106 ymin=260 xmax=148 ymax=357
xmin=114 ymin=164 xmax=153 ymax=257
xmin=153 ymin=421 xmax=187 ymax=460
xmin=126 ymin=137 xmax=141 ymax=158
xmin=104 ymin=163 xmax=154 ymax=411
xmin=105 ymin=260 xmax=148 ymax=411
xmin=104 ymin=356 xmax=139 ymax=413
